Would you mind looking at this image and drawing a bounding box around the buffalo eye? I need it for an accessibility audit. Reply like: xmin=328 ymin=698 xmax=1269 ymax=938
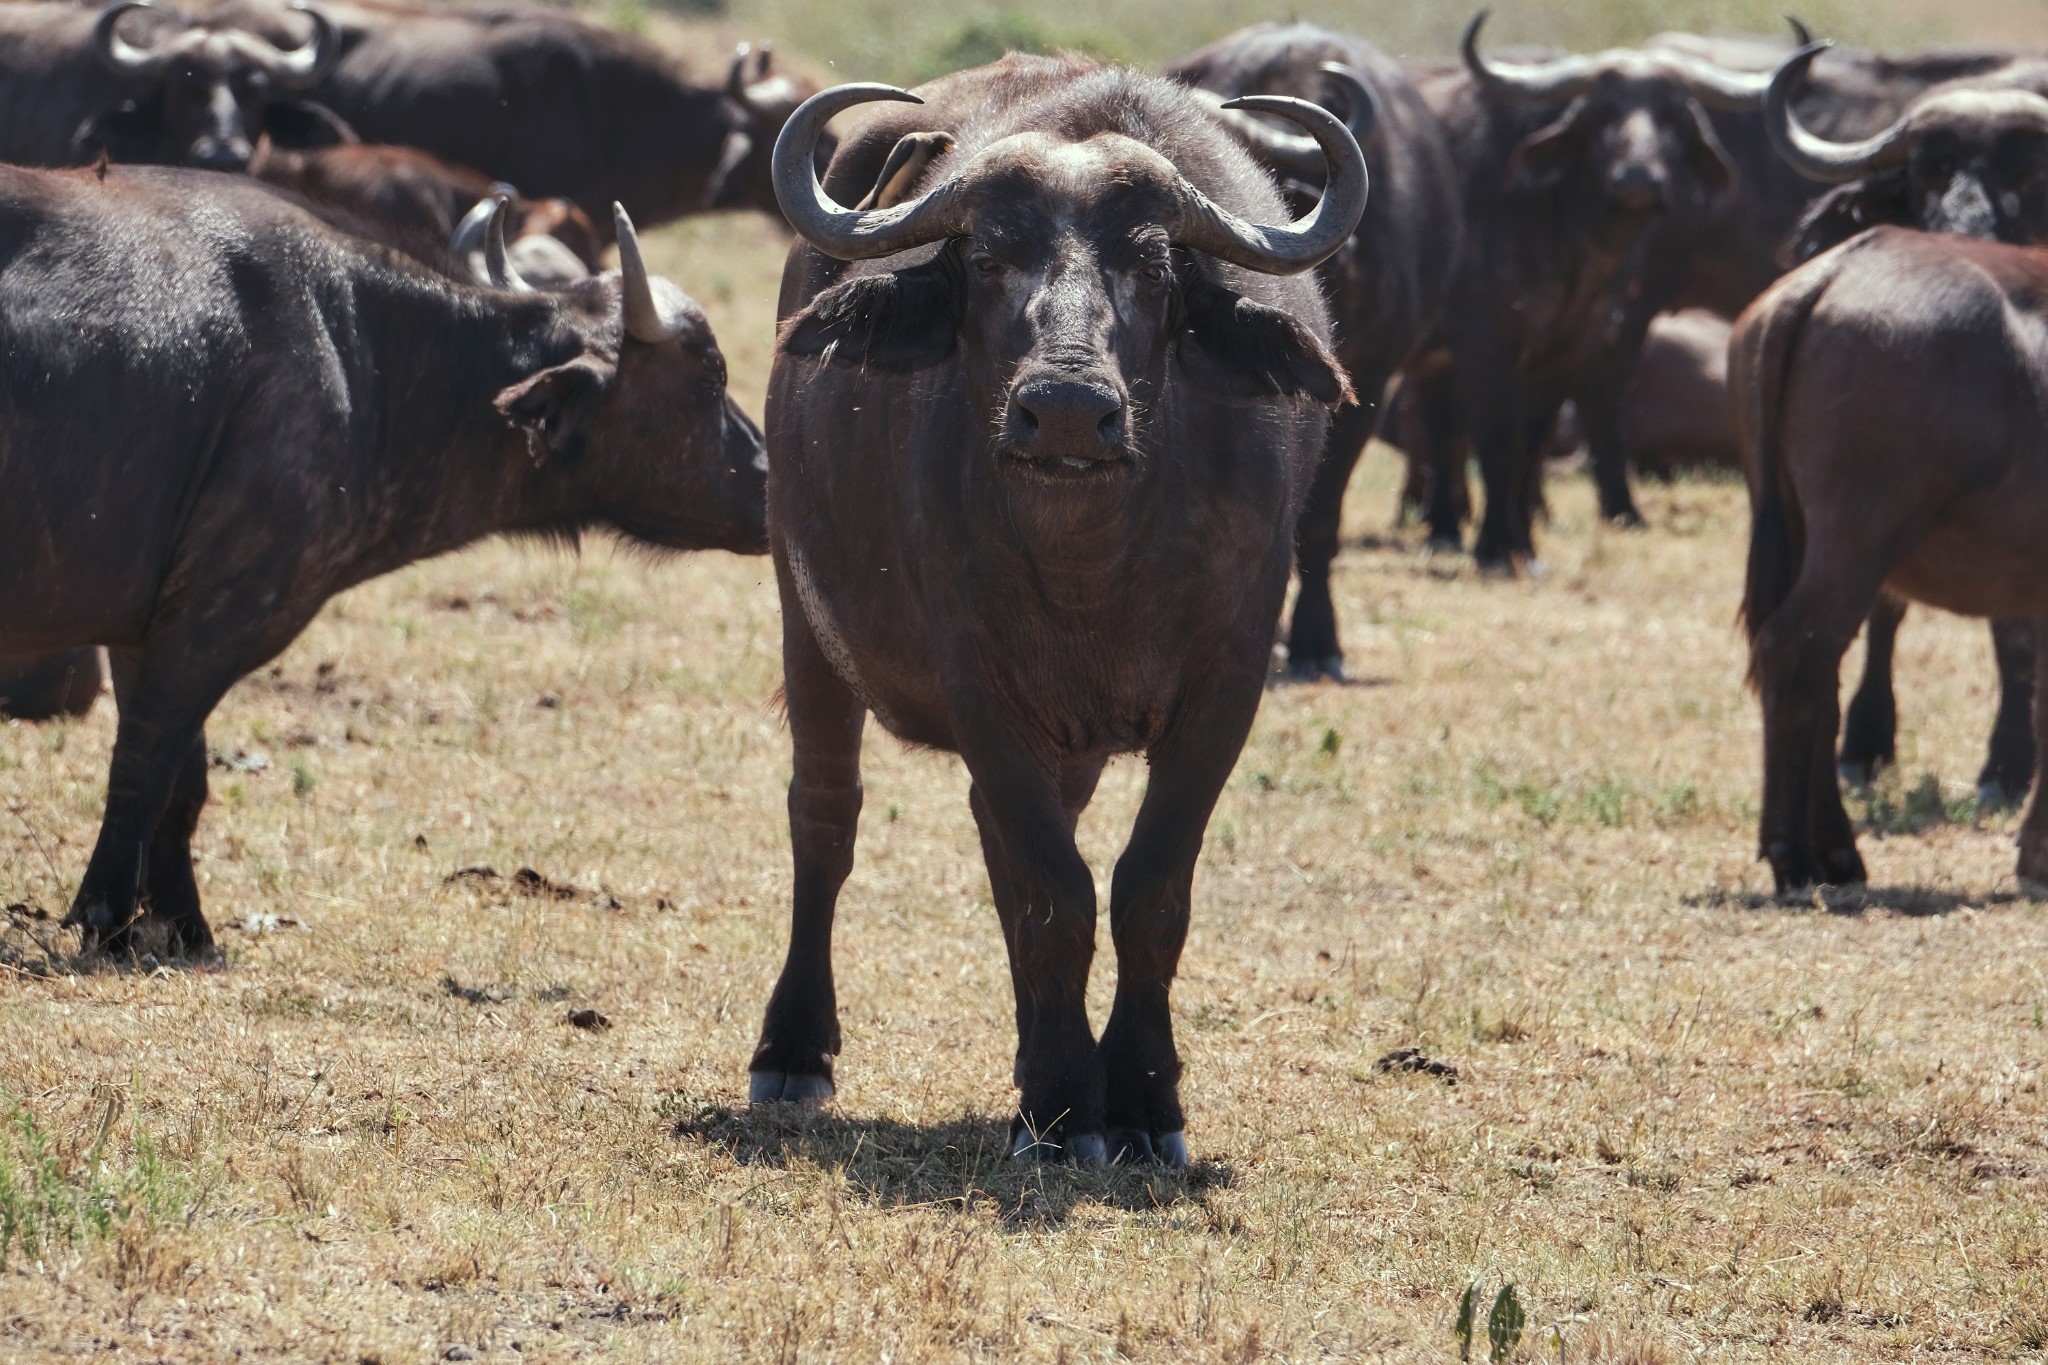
xmin=1140 ymin=260 xmax=1169 ymax=286
xmin=969 ymin=252 xmax=1003 ymax=278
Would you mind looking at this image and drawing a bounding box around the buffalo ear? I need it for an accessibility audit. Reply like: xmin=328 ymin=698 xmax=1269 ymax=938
xmin=1504 ymin=95 xmax=1592 ymax=194
xmin=495 ymin=357 xmax=610 ymax=464
xmin=778 ymin=258 xmax=958 ymax=371
xmin=260 ymin=100 xmax=359 ymax=150
xmin=1177 ymin=275 xmax=1354 ymax=406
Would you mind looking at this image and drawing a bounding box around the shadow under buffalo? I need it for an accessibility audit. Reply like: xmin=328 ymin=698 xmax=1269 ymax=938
xmin=1684 ymin=885 xmax=2030 ymax=918
xmin=668 ymin=1102 xmax=1233 ymax=1227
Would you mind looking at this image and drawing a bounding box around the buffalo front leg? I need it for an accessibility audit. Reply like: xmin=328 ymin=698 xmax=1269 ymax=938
xmin=65 ymin=646 xmax=236 ymax=953
xmin=1284 ymin=398 xmax=1382 ymax=683
xmin=750 ymin=598 xmax=866 ymax=1106
xmin=1838 ymin=592 xmax=1906 ymax=787
xmin=1098 ymin=671 xmax=1264 ymax=1170
xmin=2015 ymin=616 xmax=2048 ymax=886
xmin=960 ymin=722 xmax=1106 ymax=1164
xmin=1980 ymin=618 xmax=2037 ymax=809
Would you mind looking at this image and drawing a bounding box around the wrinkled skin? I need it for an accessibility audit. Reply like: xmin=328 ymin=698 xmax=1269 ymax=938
xmin=1734 ymin=228 xmax=2048 ymax=891
xmin=1166 ymin=22 xmax=1462 ymax=682
xmin=0 ymin=2 xmax=350 ymax=169
xmin=203 ymin=0 xmax=826 ymax=231
xmin=755 ymin=58 xmax=1346 ymax=1166
xmin=0 ymin=166 xmax=765 ymax=956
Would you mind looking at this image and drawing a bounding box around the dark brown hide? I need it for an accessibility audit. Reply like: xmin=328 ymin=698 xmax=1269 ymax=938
xmin=1733 ymin=227 xmax=2048 ymax=890
xmin=754 ymin=58 xmax=1355 ymax=1166
xmin=1166 ymin=22 xmax=1463 ymax=682
xmin=0 ymin=648 xmax=106 ymax=720
xmin=0 ymin=168 xmax=764 ymax=956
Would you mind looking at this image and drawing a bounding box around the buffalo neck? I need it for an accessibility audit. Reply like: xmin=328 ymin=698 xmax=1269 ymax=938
xmin=324 ymin=273 xmax=601 ymax=582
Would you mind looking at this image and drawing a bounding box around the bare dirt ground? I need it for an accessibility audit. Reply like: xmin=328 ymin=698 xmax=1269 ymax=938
xmin=5 ymin=209 xmax=2048 ymax=1363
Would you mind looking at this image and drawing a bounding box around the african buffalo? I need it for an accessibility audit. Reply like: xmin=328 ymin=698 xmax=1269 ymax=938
xmin=751 ymin=58 xmax=1366 ymax=1165
xmin=1166 ymin=22 xmax=1462 ymax=681
xmin=1400 ymin=14 xmax=1771 ymax=571
xmin=211 ymin=0 xmax=821 ymax=230
xmin=1764 ymin=42 xmax=2041 ymax=805
xmin=0 ymin=0 xmax=349 ymax=170
xmin=0 ymin=173 xmax=765 ymax=956
xmin=1735 ymin=227 xmax=2048 ymax=890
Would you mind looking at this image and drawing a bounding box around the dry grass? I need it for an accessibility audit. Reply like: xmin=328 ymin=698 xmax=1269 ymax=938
xmin=7 ymin=203 xmax=2048 ymax=1363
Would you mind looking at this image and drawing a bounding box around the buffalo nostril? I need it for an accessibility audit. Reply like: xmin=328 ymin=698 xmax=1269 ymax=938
xmin=1011 ymin=379 xmax=1124 ymax=454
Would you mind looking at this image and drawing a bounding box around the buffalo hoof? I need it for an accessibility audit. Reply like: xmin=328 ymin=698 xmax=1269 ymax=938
xmin=1108 ymin=1128 xmax=1190 ymax=1170
xmin=1837 ymin=758 xmax=1883 ymax=790
xmin=748 ymin=1071 xmax=834 ymax=1107
xmin=60 ymin=896 xmax=131 ymax=950
xmin=1980 ymin=778 xmax=2029 ymax=812
xmin=1604 ymin=507 xmax=1647 ymax=531
xmin=1282 ymin=654 xmax=1345 ymax=685
xmin=1422 ymin=534 xmax=1463 ymax=556
xmin=1010 ymin=1126 xmax=1107 ymax=1167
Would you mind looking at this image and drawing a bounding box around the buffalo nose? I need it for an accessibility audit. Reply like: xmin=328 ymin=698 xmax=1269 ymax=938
xmin=1009 ymin=378 xmax=1125 ymax=456
xmin=1607 ymin=165 xmax=1663 ymax=211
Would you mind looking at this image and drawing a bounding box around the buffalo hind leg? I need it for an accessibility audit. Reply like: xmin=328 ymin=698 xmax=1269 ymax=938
xmin=750 ymin=594 xmax=866 ymax=1106
xmin=92 ymin=649 xmax=214 ymax=959
xmin=1099 ymin=670 xmax=1265 ymax=1169
xmin=65 ymin=644 xmax=237 ymax=953
xmin=1839 ymin=593 xmax=1905 ymax=787
xmin=1755 ymin=579 xmax=1872 ymax=891
xmin=1284 ymin=398 xmax=1382 ymax=683
xmin=2015 ymin=616 xmax=2048 ymax=886
xmin=1980 ymin=618 xmax=2036 ymax=809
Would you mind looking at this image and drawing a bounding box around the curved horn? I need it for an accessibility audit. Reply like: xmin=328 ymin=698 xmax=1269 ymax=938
xmin=450 ymin=195 xmax=499 ymax=281
xmin=1204 ymin=65 xmax=1378 ymax=182
xmin=773 ymin=83 xmax=972 ymax=261
xmin=1174 ymin=93 xmax=1369 ymax=275
xmin=483 ymin=196 xmax=535 ymax=293
xmin=1766 ymin=42 xmax=1908 ymax=183
xmin=726 ymin=42 xmax=753 ymax=100
xmin=1788 ymin=15 xmax=1815 ymax=47
xmin=93 ymin=0 xmax=174 ymax=78
xmin=1656 ymin=49 xmax=1772 ymax=112
xmin=614 ymin=203 xmax=696 ymax=344
xmin=1462 ymin=11 xmax=1598 ymax=103
xmin=266 ymin=3 xmax=337 ymax=89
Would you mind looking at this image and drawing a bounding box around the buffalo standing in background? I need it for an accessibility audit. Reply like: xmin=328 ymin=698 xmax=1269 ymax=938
xmin=1764 ymin=42 xmax=2047 ymax=804
xmin=0 ymin=0 xmax=349 ymax=170
xmin=1166 ymin=22 xmax=1463 ymax=682
xmin=1398 ymin=15 xmax=1771 ymax=572
xmin=752 ymin=59 xmax=1366 ymax=1165
xmin=208 ymin=0 xmax=821 ymax=230
xmin=0 ymin=176 xmax=766 ymax=956
xmin=1735 ymin=228 xmax=2048 ymax=891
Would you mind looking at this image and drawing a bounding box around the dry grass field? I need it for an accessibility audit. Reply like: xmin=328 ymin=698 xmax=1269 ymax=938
xmin=4 ymin=198 xmax=2048 ymax=1361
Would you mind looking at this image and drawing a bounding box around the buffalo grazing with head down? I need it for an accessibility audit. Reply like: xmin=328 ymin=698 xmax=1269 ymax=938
xmin=209 ymin=0 xmax=823 ymax=231
xmin=751 ymin=56 xmax=1366 ymax=1166
xmin=0 ymin=172 xmax=765 ymax=957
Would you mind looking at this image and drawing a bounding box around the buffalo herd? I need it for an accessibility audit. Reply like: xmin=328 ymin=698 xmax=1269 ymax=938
xmin=3 ymin=1 xmax=2047 ymax=1166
